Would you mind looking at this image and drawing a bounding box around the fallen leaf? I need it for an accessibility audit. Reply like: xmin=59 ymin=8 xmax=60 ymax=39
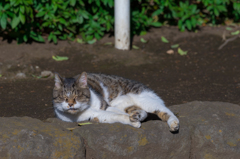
xmin=178 ymin=48 xmax=188 ymax=55
xmin=132 ymin=45 xmax=140 ymax=49
xmin=66 ymin=127 xmax=77 ymax=131
xmin=52 ymin=56 xmax=69 ymax=61
xmin=0 ymin=74 xmax=2 ymax=77
xmin=77 ymin=38 xmax=85 ymax=44
xmin=171 ymin=44 xmax=179 ymax=48
xmin=78 ymin=122 xmax=92 ymax=126
xmin=166 ymin=49 xmax=174 ymax=54
xmin=161 ymin=36 xmax=169 ymax=43
xmin=140 ymin=31 xmax=147 ymax=36
xmin=32 ymin=74 xmax=42 ymax=79
xmin=140 ymin=38 xmax=148 ymax=43
xmin=87 ymin=39 xmax=96 ymax=44
xmin=231 ymin=30 xmax=239 ymax=35
xmin=226 ymin=27 xmax=233 ymax=31
xmin=41 ymin=75 xmax=50 ymax=78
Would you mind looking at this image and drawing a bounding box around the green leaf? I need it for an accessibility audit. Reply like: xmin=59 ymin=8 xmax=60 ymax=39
xmin=37 ymin=35 xmax=45 ymax=42
xmin=66 ymin=127 xmax=77 ymax=131
xmin=36 ymin=11 xmax=45 ymax=17
xmin=69 ymin=0 xmax=76 ymax=6
xmin=132 ymin=45 xmax=139 ymax=49
xmin=20 ymin=5 xmax=25 ymax=13
xmin=213 ymin=8 xmax=219 ymax=16
xmin=78 ymin=122 xmax=92 ymax=126
xmin=59 ymin=18 xmax=67 ymax=24
xmin=226 ymin=27 xmax=233 ymax=31
xmin=161 ymin=36 xmax=169 ymax=43
xmin=11 ymin=16 xmax=20 ymax=29
xmin=19 ymin=12 xmax=25 ymax=24
xmin=1 ymin=14 xmax=7 ymax=29
xmin=171 ymin=44 xmax=179 ymax=48
xmin=52 ymin=35 xmax=57 ymax=44
xmin=178 ymin=48 xmax=188 ymax=55
xmin=87 ymin=39 xmax=96 ymax=44
xmin=54 ymin=31 xmax=61 ymax=35
xmin=152 ymin=9 xmax=163 ymax=17
xmin=0 ymin=74 xmax=2 ymax=77
xmin=231 ymin=30 xmax=240 ymax=35
xmin=23 ymin=34 xmax=28 ymax=42
xmin=186 ymin=20 xmax=192 ymax=30
xmin=30 ymin=34 xmax=45 ymax=42
xmin=140 ymin=31 xmax=147 ymax=36
xmin=77 ymin=38 xmax=85 ymax=44
xmin=140 ymin=38 xmax=148 ymax=43
xmin=4 ymin=4 xmax=10 ymax=10
xmin=32 ymin=74 xmax=41 ymax=78
xmin=151 ymin=22 xmax=162 ymax=27
xmin=52 ymin=56 xmax=69 ymax=61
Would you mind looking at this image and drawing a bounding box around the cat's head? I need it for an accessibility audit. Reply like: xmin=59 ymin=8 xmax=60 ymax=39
xmin=53 ymin=72 xmax=90 ymax=114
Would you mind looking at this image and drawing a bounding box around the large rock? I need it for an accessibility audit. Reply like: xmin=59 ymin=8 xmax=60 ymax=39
xmin=0 ymin=117 xmax=85 ymax=159
xmin=170 ymin=101 xmax=240 ymax=159
xmin=74 ymin=121 xmax=190 ymax=159
xmin=0 ymin=101 xmax=240 ymax=159
xmin=73 ymin=101 xmax=240 ymax=159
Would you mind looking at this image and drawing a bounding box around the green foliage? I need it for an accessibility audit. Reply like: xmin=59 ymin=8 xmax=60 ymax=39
xmin=0 ymin=0 xmax=114 ymax=43
xmin=171 ymin=1 xmax=201 ymax=31
xmin=0 ymin=0 xmax=240 ymax=44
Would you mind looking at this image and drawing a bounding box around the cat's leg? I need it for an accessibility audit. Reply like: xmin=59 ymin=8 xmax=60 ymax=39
xmin=82 ymin=108 xmax=141 ymax=128
xmin=128 ymin=91 xmax=180 ymax=132
xmin=109 ymin=92 xmax=179 ymax=131
xmin=109 ymin=95 xmax=147 ymax=123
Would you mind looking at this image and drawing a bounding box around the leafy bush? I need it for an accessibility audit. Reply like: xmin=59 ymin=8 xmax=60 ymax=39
xmin=0 ymin=0 xmax=240 ymax=44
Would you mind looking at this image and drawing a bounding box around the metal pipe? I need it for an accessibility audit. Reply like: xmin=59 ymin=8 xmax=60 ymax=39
xmin=114 ymin=0 xmax=130 ymax=50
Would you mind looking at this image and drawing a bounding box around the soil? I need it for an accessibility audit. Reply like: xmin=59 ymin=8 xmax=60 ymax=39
xmin=0 ymin=26 xmax=239 ymax=121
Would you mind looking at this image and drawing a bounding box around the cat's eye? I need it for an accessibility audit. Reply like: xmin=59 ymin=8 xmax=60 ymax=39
xmin=65 ymin=98 xmax=68 ymax=102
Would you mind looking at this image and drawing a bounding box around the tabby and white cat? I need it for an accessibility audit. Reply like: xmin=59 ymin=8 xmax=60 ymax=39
xmin=53 ymin=72 xmax=179 ymax=131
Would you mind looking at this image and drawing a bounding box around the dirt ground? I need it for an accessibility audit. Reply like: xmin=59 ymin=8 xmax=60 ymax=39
xmin=0 ymin=26 xmax=239 ymax=120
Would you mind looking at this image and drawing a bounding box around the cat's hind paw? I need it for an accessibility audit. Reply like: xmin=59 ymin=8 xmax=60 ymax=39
xmin=129 ymin=110 xmax=147 ymax=122
xmin=131 ymin=121 xmax=141 ymax=128
xmin=169 ymin=120 xmax=179 ymax=132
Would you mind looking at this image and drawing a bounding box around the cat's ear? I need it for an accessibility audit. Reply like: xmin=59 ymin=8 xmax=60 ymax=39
xmin=54 ymin=73 xmax=63 ymax=89
xmin=76 ymin=72 xmax=88 ymax=88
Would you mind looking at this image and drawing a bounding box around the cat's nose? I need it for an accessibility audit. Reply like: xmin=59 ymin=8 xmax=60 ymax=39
xmin=68 ymin=103 xmax=74 ymax=107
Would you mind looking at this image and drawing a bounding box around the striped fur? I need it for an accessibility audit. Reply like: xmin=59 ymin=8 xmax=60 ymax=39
xmin=53 ymin=72 xmax=180 ymax=131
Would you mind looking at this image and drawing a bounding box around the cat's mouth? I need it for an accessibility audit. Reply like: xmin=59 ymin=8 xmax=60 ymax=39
xmin=67 ymin=108 xmax=79 ymax=114
xmin=69 ymin=108 xmax=78 ymax=110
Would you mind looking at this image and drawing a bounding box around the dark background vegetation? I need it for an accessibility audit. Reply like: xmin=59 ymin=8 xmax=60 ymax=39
xmin=1 ymin=0 xmax=240 ymax=44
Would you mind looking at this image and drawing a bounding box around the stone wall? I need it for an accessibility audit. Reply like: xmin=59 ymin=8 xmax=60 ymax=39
xmin=0 ymin=101 xmax=239 ymax=159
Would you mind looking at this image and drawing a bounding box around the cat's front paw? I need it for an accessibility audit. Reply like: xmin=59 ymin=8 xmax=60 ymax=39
xmin=131 ymin=121 xmax=141 ymax=128
xmin=169 ymin=120 xmax=179 ymax=132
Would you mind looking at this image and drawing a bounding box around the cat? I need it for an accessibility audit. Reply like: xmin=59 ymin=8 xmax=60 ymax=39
xmin=53 ymin=72 xmax=179 ymax=131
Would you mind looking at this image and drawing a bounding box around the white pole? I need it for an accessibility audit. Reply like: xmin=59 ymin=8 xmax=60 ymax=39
xmin=114 ymin=0 xmax=130 ymax=50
